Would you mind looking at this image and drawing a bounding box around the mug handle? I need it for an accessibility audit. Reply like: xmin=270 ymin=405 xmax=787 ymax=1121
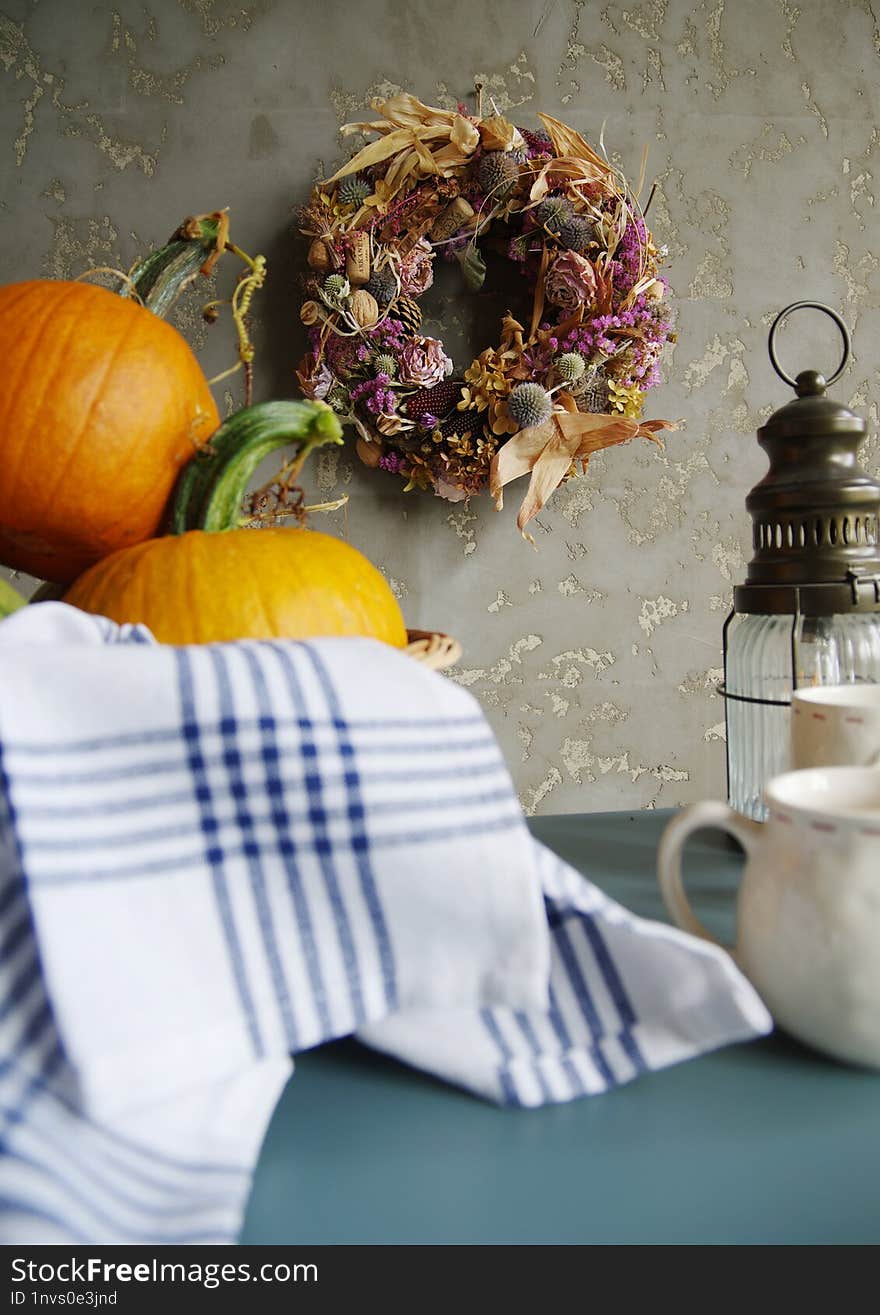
xmin=657 ymin=801 xmax=762 ymax=948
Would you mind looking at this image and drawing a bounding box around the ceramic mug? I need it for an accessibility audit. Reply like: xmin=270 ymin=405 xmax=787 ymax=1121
xmin=658 ymin=766 xmax=880 ymax=1068
xmin=791 ymin=684 xmax=880 ymax=770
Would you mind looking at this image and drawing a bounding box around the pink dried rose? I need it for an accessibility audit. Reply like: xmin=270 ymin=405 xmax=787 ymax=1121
xmin=399 ymin=237 xmax=435 ymax=296
xmin=399 ymin=336 xmax=454 ymax=388
xmin=544 ymin=249 xmax=598 ymax=313
xmin=433 ymin=477 xmax=468 ymax=503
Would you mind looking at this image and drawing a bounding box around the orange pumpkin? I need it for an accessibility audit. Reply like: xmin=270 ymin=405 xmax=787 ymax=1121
xmin=0 ymin=280 xmax=219 ymax=582
xmin=63 ymin=527 xmax=408 ymax=647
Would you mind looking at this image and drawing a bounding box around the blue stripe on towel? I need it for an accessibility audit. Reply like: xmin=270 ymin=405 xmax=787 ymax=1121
xmin=547 ymin=913 xmax=619 ymax=1090
xmin=210 ymin=647 xmax=301 ymax=1051
xmin=174 ymin=648 xmax=263 ymax=1058
xmin=512 ymin=1013 xmax=555 ymax=1103
xmin=241 ymin=646 xmax=335 ymax=1043
xmin=269 ymin=644 xmax=367 ymax=1029
xmin=479 ymin=1009 xmax=519 ymax=1107
xmin=580 ymin=913 xmax=647 ymax=1074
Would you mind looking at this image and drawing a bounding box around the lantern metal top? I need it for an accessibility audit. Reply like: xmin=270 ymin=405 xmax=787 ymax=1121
xmin=768 ymin=301 xmax=850 ymax=391
xmin=734 ymin=301 xmax=880 ymax=617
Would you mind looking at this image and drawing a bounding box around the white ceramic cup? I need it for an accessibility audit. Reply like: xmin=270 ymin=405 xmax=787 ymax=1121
xmin=657 ymin=766 xmax=880 ymax=1068
xmin=791 ymin=684 xmax=880 ymax=770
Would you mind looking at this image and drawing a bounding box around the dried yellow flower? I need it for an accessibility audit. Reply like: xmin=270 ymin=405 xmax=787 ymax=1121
xmin=608 ymin=380 xmax=646 ymax=418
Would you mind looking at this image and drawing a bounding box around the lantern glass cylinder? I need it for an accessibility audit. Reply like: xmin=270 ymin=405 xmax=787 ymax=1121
xmin=725 ymin=610 xmax=880 ymax=820
xmin=722 ymin=302 xmax=880 ymax=821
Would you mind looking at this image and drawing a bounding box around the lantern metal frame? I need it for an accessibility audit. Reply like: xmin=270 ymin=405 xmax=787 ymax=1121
xmin=718 ymin=301 xmax=880 ymax=808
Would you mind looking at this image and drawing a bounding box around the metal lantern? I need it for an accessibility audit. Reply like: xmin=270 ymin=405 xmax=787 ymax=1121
xmin=722 ymin=301 xmax=880 ymax=820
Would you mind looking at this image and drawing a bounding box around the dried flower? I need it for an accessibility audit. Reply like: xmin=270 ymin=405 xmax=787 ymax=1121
xmin=508 ymin=382 xmax=553 ymax=430
xmin=556 ymin=351 xmax=586 ymax=384
xmin=535 ymin=196 xmax=572 ymax=234
xmin=296 ymin=355 xmax=333 ymax=401
xmin=327 ymin=383 xmax=351 ymax=413
xmin=337 ymin=173 xmax=371 ymax=208
xmin=477 ymin=151 xmax=518 ymax=199
xmin=365 ymin=267 xmax=398 ymax=305
xmin=458 ymin=350 xmax=507 ymax=411
xmin=608 ymin=378 xmax=645 ymax=418
xmin=373 ymin=352 xmax=398 ymax=377
xmin=351 ymin=374 xmax=398 ymax=416
xmin=433 ymin=477 xmax=470 ymax=503
xmin=321 ymin=273 xmax=350 ymax=308
xmin=559 ymin=215 xmax=597 ymax=253
xmin=399 ymin=336 xmax=453 ymax=388
xmin=545 ymin=249 xmax=598 ymax=313
xmin=398 ymin=238 xmax=435 ymax=297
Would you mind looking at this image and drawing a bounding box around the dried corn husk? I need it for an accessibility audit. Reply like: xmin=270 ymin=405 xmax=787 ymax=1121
xmin=478 ymin=116 xmax=525 ymax=153
xmin=324 ymin=94 xmax=481 ymax=206
xmin=490 ymin=392 xmax=677 ymax=535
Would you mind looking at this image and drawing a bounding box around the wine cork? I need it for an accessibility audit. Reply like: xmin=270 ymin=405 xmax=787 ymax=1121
xmin=345 ymin=231 xmax=371 ymax=286
xmin=431 ymin=197 xmax=475 ymax=243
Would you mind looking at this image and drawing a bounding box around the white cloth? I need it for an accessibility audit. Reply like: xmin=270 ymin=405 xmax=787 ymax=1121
xmin=0 ymin=604 xmax=770 ymax=1243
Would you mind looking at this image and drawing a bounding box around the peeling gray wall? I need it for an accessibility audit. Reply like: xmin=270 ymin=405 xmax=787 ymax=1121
xmin=1 ymin=0 xmax=878 ymax=815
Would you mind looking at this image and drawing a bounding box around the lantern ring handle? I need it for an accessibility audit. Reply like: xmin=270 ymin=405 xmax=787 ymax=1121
xmin=768 ymin=301 xmax=850 ymax=389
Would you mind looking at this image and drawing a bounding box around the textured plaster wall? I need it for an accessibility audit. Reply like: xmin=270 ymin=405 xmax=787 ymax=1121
xmin=1 ymin=0 xmax=878 ymax=815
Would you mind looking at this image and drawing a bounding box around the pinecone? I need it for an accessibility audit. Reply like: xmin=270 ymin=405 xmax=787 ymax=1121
xmin=559 ymin=214 xmax=597 ymax=253
xmin=365 ymin=267 xmax=398 ymax=306
xmin=508 ymin=382 xmax=553 ymax=429
xmin=402 ymin=379 xmax=463 ymax=424
xmin=574 ymin=366 xmax=610 ymax=413
xmin=337 ymin=173 xmax=371 ymax=207
xmin=477 ymin=151 xmax=519 ymax=199
xmin=395 ymin=295 xmax=422 ymax=336
xmin=535 ymin=195 xmax=572 ymax=235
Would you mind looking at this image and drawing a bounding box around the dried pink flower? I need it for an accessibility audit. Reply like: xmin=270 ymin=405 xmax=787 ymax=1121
xmin=399 ymin=238 xmax=435 ymax=296
xmin=545 ymin=249 xmax=598 ymax=313
xmin=399 ymin=336 xmax=454 ymax=388
xmin=296 ymin=355 xmax=333 ymax=400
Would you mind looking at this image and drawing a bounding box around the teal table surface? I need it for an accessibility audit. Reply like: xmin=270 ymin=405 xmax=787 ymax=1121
xmin=240 ymin=810 xmax=880 ymax=1245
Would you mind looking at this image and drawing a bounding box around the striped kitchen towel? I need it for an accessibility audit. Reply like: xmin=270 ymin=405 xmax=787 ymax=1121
xmin=0 ymin=603 xmax=770 ymax=1244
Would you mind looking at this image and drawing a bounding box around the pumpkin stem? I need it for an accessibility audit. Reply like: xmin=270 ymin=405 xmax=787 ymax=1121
xmin=126 ymin=213 xmax=224 ymax=317
xmin=0 ymin=576 xmax=26 ymax=620
xmin=124 ymin=212 xmax=267 ymax=404
xmin=169 ymin=400 xmax=343 ymax=534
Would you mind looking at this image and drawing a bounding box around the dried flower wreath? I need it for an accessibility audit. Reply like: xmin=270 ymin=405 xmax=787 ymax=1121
xmin=297 ymin=92 xmax=676 ymax=534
